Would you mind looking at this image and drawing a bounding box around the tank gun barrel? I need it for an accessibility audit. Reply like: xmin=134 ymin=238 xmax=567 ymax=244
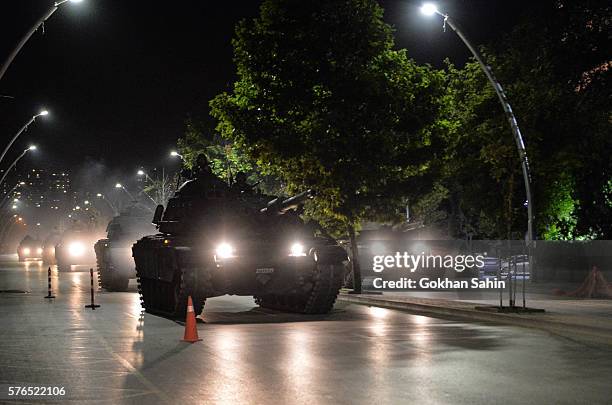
xmin=260 ymin=189 xmax=313 ymax=215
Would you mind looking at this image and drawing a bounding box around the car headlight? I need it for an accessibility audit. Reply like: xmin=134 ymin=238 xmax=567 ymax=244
xmin=289 ymin=242 xmax=306 ymax=257
xmin=215 ymin=242 xmax=235 ymax=259
xmin=22 ymin=247 xmax=30 ymax=255
xmin=36 ymin=248 xmax=43 ymax=254
xmin=68 ymin=241 xmax=85 ymax=257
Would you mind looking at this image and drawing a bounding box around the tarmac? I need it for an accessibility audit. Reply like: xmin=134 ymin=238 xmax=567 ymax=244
xmin=1 ymin=255 xmax=612 ymax=404
xmin=338 ymin=282 xmax=612 ymax=346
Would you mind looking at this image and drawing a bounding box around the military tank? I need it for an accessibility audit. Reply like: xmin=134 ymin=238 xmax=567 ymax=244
xmin=55 ymin=224 xmax=100 ymax=272
xmin=17 ymin=235 xmax=43 ymax=262
xmin=94 ymin=204 xmax=155 ymax=291
xmin=42 ymin=229 xmax=61 ymax=264
xmin=132 ymin=166 xmax=347 ymax=319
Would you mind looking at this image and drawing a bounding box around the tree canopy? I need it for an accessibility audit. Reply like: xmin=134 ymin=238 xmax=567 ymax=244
xmin=415 ymin=0 xmax=611 ymax=240
xmin=211 ymin=0 xmax=444 ymax=233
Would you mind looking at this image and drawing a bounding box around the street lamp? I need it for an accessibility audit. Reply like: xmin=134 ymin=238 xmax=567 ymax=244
xmin=0 ymin=145 xmax=38 ymax=187
xmin=0 ymin=182 xmax=26 ymax=210
xmin=0 ymin=111 xmax=47 ymax=167
xmin=137 ymin=169 xmax=154 ymax=182
xmin=420 ymin=3 xmax=438 ymax=16
xmin=0 ymin=0 xmax=84 ymax=82
xmin=115 ymin=183 xmax=136 ymax=201
xmin=170 ymin=151 xmax=184 ymax=160
xmin=96 ymin=193 xmax=118 ymax=215
xmin=419 ymin=3 xmax=534 ymax=244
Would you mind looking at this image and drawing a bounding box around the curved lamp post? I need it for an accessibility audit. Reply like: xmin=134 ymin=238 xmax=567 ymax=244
xmin=96 ymin=193 xmax=118 ymax=216
xmin=115 ymin=183 xmax=136 ymax=201
xmin=420 ymin=3 xmax=534 ymax=244
xmin=170 ymin=151 xmax=184 ymax=160
xmin=0 ymin=110 xmax=47 ymax=167
xmin=0 ymin=181 xmax=26 ymax=210
xmin=137 ymin=169 xmax=154 ymax=182
xmin=0 ymin=146 xmax=37 ymax=187
xmin=0 ymin=0 xmax=84 ymax=83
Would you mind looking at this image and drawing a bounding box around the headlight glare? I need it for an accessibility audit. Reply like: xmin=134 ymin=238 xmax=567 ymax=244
xmin=215 ymin=242 xmax=235 ymax=259
xmin=22 ymin=247 xmax=31 ymax=255
xmin=36 ymin=247 xmax=43 ymax=254
xmin=68 ymin=241 xmax=85 ymax=257
xmin=289 ymin=242 xmax=306 ymax=257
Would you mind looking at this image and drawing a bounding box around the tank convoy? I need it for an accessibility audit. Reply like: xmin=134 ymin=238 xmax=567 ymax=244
xmin=94 ymin=204 xmax=155 ymax=291
xmin=132 ymin=156 xmax=348 ymax=319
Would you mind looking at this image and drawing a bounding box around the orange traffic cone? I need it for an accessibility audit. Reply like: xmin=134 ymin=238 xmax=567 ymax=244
xmin=182 ymin=296 xmax=202 ymax=343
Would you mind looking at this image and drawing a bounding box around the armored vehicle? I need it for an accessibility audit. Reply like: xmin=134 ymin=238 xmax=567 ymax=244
xmin=17 ymin=235 xmax=43 ymax=262
xmin=55 ymin=225 xmax=100 ymax=272
xmin=42 ymin=230 xmax=61 ymax=264
xmin=95 ymin=204 xmax=155 ymax=291
xmin=132 ymin=169 xmax=347 ymax=319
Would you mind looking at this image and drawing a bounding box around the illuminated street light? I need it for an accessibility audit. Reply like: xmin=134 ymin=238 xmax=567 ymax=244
xmin=0 ymin=0 xmax=84 ymax=82
xmin=137 ymin=168 xmax=154 ymax=182
xmin=419 ymin=2 xmax=534 ymax=244
xmin=170 ymin=151 xmax=184 ymax=160
xmin=0 ymin=111 xmax=47 ymax=167
xmin=420 ymin=3 xmax=439 ymax=16
xmin=96 ymin=192 xmax=118 ymax=215
xmin=0 ymin=145 xmax=38 ymax=187
xmin=115 ymin=183 xmax=136 ymax=201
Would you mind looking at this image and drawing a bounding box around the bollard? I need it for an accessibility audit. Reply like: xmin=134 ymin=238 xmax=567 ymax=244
xmin=84 ymin=268 xmax=100 ymax=310
xmin=44 ymin=266 xmax=55 ymax=299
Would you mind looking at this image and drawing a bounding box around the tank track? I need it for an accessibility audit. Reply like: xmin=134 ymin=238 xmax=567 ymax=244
xmin=254 ymin=262 xmax=344 ymax=314
xmin=96 ymin=261 xmax=110 ymax=291
xmin=137 ymin=266 xmax=205 ymax=319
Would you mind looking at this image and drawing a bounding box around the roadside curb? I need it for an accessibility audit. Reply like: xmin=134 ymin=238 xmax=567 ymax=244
xmin=338 ymin=293 xmax=612 ymax=346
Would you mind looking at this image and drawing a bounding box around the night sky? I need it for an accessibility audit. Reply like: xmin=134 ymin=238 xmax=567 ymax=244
xmin=0 ymin=0 xmax=531 ymax=176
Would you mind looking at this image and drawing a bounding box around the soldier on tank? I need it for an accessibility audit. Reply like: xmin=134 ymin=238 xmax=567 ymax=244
xmin=233 ymin=171 xmax=252 ymax=194
xmin=193 ymin=153 xmax=213 ymax=179
xmin=178 ymin=153 xmax=227 ymax=196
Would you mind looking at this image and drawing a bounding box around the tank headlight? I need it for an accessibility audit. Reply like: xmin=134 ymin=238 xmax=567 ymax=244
xmin=215 ymin=242 xmax=235 ymax=259
xmin=22 ymin=247 xmax=31 ymax=255
xmin=68 ymin=241 xmax=85 ymax=257
xmin=289 ymin=242 xmax=306 ymax=257
xmin=36 ymin=247 xmax=43 ymax=254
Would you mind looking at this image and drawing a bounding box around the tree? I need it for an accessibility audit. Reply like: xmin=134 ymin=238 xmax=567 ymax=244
xmin=211 ymin=0 xmax=444 ymax=291
xmin=142 ymin=171 xmax=176 ymax=207
xmin=178 ymin=119 xmax=255 ymax=184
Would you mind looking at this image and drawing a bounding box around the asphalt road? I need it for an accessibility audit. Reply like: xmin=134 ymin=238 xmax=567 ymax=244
xmin=0 ymin=255 xmax=611 ymax=404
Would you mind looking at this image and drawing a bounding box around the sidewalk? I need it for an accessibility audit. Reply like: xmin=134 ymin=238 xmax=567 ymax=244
xmin=338 ymin=284 xmax=612 ymax=346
